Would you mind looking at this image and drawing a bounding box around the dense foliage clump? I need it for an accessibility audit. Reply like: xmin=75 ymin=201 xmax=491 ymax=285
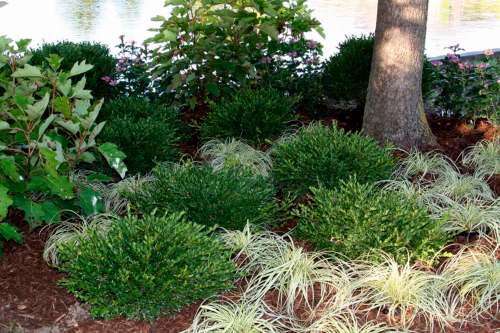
xmin=201 ymin=88 xmax=298 ymax=144
xmin=295 ymin=179 xmax=450 ymax=264
xmin=272 ymin=123 xmax=396 ymax=195
xmin=59 ymin=213 xmax=235 ymax=320
xmin=30 ymin=41 xmax=117 ymax=99
xmin=99 ymin=97 xmax=182 ymax=174
xmin=129 ymin=162 xmax=278 ymax=230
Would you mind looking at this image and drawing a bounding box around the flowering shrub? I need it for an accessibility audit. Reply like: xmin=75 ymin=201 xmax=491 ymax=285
xmin=149 ymin=0 xmax=323 ymax=110
xmin=112 ymin=36 xmax=155 ymax=98
xmin=428 ymin=46 xmax=500 ymax=122
xmin=0 ymin=37 xmax=127 ymax=252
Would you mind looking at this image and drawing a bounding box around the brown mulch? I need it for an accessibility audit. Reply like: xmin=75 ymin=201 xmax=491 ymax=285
xmin=1 ymin=111 xmax=498 ymax=333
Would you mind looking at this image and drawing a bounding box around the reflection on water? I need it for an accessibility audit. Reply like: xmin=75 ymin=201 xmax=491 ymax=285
xmin=0 ymin=0 xmax=498 ymax=56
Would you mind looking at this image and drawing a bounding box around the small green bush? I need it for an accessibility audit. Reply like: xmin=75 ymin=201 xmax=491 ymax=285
xmin=272 ymin=123 xmax=396 ymax=195
xmin=30 ymin=41 xmax=116 ymax=99
xmin=323 ymin=34 xmax=433 ymax=106
xmin=295 ymin=179 xmax=450 ymax=264
xmin=59 ymin=213 xmax=235 ymax=320
xmin=201 ymin=88 xmax=299 ymax=144
xmin=129 ymin=163 xmax=277 ymax=230
xmin=99 ymin=97 xmax=182 ymax=174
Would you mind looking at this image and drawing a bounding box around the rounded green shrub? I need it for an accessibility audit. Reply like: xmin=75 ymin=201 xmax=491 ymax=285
xmin=322 ymin=34 xmax=434 ymax=106
xmin=30 ymin=41 xmax=116 ymax=99
xmin=272 ymin=123 xmax=396 ymax=196
xmin=295 ymin=179 xmax=450 ymax=264
xmin=59 ymin=213 xmax=235 ymax=320
xmin=129 ymin=162 xmax=278 ymax=230
xmin=201 ymin=88 xmax=299 ymax=144
xmin=99 ymin=97 xmax=182 ymax=174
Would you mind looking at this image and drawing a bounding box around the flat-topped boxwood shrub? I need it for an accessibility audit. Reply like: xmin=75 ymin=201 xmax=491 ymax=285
xmin=99 ymin=97 xmax=182 ymax=174
xmin=201 ymin=88 xmax=299 ymax=144
xmin=59 ymin=213 xmax=235 ymax=320
xmin=272 ymin=123 xmax=396 ymax=195
xmin=30 ymin=41 xmax=116 ymax=99
xmin=295 ymin=179 xmax=450 ymax=264
xmin=129 ymin=162 xmax=278 ymax=230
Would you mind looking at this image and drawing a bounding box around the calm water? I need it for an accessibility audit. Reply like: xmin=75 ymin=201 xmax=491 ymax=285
xmin=0 ymin=0 xmax=499 ymax=56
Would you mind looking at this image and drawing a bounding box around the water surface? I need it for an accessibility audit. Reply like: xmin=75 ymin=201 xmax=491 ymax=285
xmin=0 ymin=0 xmax=499 ymax=56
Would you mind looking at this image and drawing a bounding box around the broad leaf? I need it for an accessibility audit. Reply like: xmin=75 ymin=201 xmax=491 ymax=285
xmin=0 ymin=223 xmax=22 ymax=243
xmin=79 ymin=187 xmax=104 ymax=216
xmin=98 ymin=142 xmax=128 ymax=179
xmin=12 ymin=64 xmax=43 ymax=78
xmin=25 ymin=93 xmax=50 ymax=121
xmin=69 ymin=60 xmax=94 ymax=78
xmin=0 ymin=184 xmax=13 ymax=220
xmin=0 ymin=156 xmax=22 ymax=182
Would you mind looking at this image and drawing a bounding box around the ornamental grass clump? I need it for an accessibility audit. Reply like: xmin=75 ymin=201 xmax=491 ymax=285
xmin=272 ymin=123 xmax=396 ymax=196
xmin=305 ymin=310 xmax=396 ymax=333
xmin=58 ymin=213 xmax=236 ymax=320
xmin=128 ymin=162 xmax=278 ymax=230
xmin=295 ymin=178 xmax=450 ymax=264
xmin=355 ymin=255 xmax=454 ymax=329
xmin=243 ymin=236 xmax=353 ymax=316
xmin=462 ymin=139 xmax=500 ymax=179
xmin=199 ymin=139 xmax=272 ymax=176
xmin=428 ymin=169 xmax=495 ymax=203
xmin=185 ymin=299 xmax=285 ymax=333
xmin=393 ymin=150 xmax=457 ymax=183
xmin=440 ymin=245 xmax=500 ymax=319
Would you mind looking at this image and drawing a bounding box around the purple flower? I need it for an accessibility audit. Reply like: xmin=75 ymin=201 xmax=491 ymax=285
xmin=306 ymin=40 xmax=318 ymax=49
xmin=431 ymin=60 xmax=443 ymax=67
xmin=256 ymin=43 xmax=263 ymax=50
xmin=446 ymin=53 xmax=460 ymax=64
xmin=108 ymin=80 xmax=118 ymax=87
xmin=260 ymin=56 xmax=272 ymax=64
xmin=101 ymin=76 xmax=111 ymax=83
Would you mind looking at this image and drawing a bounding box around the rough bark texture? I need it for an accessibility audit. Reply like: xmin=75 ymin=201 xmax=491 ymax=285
xmin=363 ymin=0 xmax=436 ymax=149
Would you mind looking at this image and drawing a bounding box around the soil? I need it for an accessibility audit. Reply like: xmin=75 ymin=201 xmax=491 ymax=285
xmin=1 ymin=110 xmax=498 ymax=333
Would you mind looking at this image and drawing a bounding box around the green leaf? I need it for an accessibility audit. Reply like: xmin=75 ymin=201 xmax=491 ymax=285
xmin=57 ymin=78 xmax=72 ymax=96
xmin=26 ymin=93 xmax=50 ymax=121
xmin=0 ymin=223 xmax=22 ymax=243
xmin=38 ymin=114 xmax=56 ymax=139
xmin=79 ymin=187 xmax=104 ymax=216
xmin=46 ymin=54 xmax=63 ymax=71
xmin=53 ymin=96 xmax=71 ymax=118
xmin=98 ymin=142 xmax=128 ymax=179
xmin=0 ymin=156 xmax=22 ymax=182
xmin=12 ymin=64 xmax=43 ymax=78
xmin=0 ymin=121 xmax=10 ymax=130
xmin=45 ymin=174 xmax=75 ymax=200
xmin=71 ymin=77 xmax=93 ymax=99
xmin=0 ymin=184 xmax=13 ymax=221
xmin=162 ymin=30 xmax=177 ymax=42
xmin=260 ymin=24 xmax=279 ymax=40
xmin=55 ymin=119 xmax=80 ymax=135
xmin=80 ymin=151 xmax=96 ymax=163
xmin=206 ymin=82 xmax=220 ymax=97
xmin=69 ymin=60 xmax=94 ymax=78
xmin=13 ymin=197 xmax=60 ymax=228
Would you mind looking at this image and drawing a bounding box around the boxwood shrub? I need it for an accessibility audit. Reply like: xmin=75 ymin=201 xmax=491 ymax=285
xmin=201 ymin=88 xmax=299 ymax=144
xmin=322 ymin=34 xmax=434 ymax=107
xmin=295 ymin=179 xmax=450 ymax=264
xmin=272 ymin=123 xmax=396 ymax=195
xmin=129 ymin=162 xmax=278 ymax=230
xmin=30 ymin=41 xmax=116 ymax=99
xmin=59 ymin=213 xmax=235 ymax=320
xmin=99 ymin=97 xmax=182 ymax=174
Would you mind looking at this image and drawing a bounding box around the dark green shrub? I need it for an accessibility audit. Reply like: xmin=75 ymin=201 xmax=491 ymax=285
xmin=200 ymin=88 xmax=299 ymax=144
xmin=129 ymin=162 xmax=278 ymax=230
xmin=272 ymin=123 xmax=396 ymax=196
xmin=295 ymin=179 xmax=450 ymax=264
xmin=98 ymin=97 xmax=182 ymax=173
xmin=59 ymin=213 xmax=235 ymax=320
xmin=322 ymin=34 xmax=433 ymax=107
xmin=30 ymin=41 xmax=116 ymax=99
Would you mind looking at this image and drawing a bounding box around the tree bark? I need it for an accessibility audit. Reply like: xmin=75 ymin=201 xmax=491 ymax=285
xmin=363 ymin=0 xmax=436 ymax=149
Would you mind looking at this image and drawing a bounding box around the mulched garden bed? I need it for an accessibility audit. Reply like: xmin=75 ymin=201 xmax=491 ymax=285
xmin=1 ymin=112 xmax=498 ymax=333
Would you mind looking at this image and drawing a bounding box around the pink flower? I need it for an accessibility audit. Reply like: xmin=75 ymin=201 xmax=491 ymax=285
xmin=108 ymin=80 xmax=118 ymax=87
xmin=306 ymin=40 xmax=318 ymax=49
xmin=431 ymin=60 xmax=443 ymax=67
xmin=484 ymin=49 xmax=494 ymax=57
xmin=260 ymin=56 xmax=272 ymax=64
xmin=101 ymin=76 xmax=111 ymax=82
xmin=477 ymin=62 xmax=490 ymax=70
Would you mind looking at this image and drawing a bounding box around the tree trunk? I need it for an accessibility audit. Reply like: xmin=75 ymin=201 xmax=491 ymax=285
xmin=363 ymin=0 xmax=436 ymax=149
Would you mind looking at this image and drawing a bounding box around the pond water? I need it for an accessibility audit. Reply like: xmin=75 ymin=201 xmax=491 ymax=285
xmin=0 ymin=0 xmax=499 ymax=56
